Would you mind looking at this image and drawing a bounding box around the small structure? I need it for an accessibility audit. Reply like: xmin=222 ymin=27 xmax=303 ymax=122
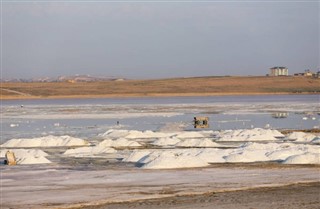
xmin=303 ymin=70 xmax=313 ymax=77
xmin=5 ymin=151 xmax=17 ymax=165
xmin=269 ymin=67 xmax=289 ymax=76
xmin=193 ymin=117 xmax=209 ymax=128
xmin=294 ymin=70 xmax=317 ymax=77
xmin=313 ymin=71 xmax=320 ymax=79
xmin=272 ymin=112 xmax=289 ymax=119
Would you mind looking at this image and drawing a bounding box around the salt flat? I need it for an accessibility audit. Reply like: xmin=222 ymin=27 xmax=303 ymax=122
xmin=1 ymin=165 xmax=319 ymax=209
xmin=1 ymin=95 xmax=319 ymax=209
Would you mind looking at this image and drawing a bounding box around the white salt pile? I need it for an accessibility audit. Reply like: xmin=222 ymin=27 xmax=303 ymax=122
xmin=141 ymin=150 xmax=209 ymax=169
xmin=225 ymin=142 xmax=319 ymax=163
xmin=1 ymin=135 xmax=89 ymax=148
xmin=99 ymin=129 xmax=130 ymax=139
xmin=151 ymin=137 xmax=181 ymax=146
xmin=283 ymin=153 xmax=320 ymax=164
xmin=125 ymin=130 xmax=175 ymax=139
xmin=99 ymin=129 xmax=174 ymax=139
xmin=286 ymin=132 xmax=317 ymax=142
xmin=99 ymin=138 xmax=142 ymax=148
xmin=123 ymin=142 xmax=320 ymax=169
xmin=175 ymin=138 xmax=221 ymax=147
xmin=311 ymin=137 xmax=320 ymax=144
xmin=122 ymin=150 xmax=152 ymax=162
xmin=175 ymin=131 xmax=205 ymax=139
xmin=64 ymin=146 xmax=117 ymax=157
xmin=0 ymin=149 xmax=51 ymax=164
xmin=218 ymin=128 xmax=284 ymax=141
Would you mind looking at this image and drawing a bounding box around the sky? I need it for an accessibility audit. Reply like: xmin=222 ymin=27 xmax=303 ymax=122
xmin=1 ymin=0 xmax=319 ymax=79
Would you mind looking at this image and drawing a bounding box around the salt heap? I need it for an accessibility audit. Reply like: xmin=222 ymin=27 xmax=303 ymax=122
xmin=218 ymin=128 xmax=284 ymax=141
xmin=175 ymin=131 xmax=205 ymax=139
xmin=122 ymin=150 xmax=152 ymax=162
xmin=223 ymin=142 xmax=319 ymax=164
xmin=99 ymin=129 xmax=130 ymax=139
xmin=151 ymin=137 xmax=181 ymax=146
xmin=124 ymin=141 xmax=320 ymax=169
xmin=99 ymin=129 xmax=175 ymax=140
xmin=286 ymin=132 xmax=317 ymax=142
xmin=0 ymin=149 xmax=51 ymax=164
xmin=141 ymin=149 xmax=209 ymax=169
xmin=175 ymin=138 xmax=220 ymax=147
xmin=125 ymin=130 xmax=175 ymax=139
xmin=311 ymin=137 xmax=320 ymax=144
xmin=1 ymin=135 xmax=89 ymax=148
xmin=64 ymin=146 xmax=117 ymax=158
xmin=283 ymin=153 xmax=320 ymax=164
xmin=125 ymin=149 xmax=228 ymax=169
xmin=99 ymin=138 xmax=142 ymax=148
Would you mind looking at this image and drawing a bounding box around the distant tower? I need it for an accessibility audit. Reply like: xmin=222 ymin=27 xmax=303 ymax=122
xmin=269 ymin=67 xmax=288 ymax=76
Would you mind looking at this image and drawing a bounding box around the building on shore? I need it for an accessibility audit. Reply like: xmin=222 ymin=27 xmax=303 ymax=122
xmin=269 ymin=67 xmax=289 ymax=76
xmin=313 ymin=71 xmax=320 ymax=78
xmin=294 ymin=70 xmax=317 ymax=77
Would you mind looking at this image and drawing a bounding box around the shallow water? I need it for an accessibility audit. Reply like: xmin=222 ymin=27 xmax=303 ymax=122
xmin=1 ymin=95 xmax=319 ymax=142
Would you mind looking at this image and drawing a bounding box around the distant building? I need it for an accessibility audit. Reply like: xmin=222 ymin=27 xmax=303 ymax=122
xmin=313 ymin=71 xmax=320 ymax=79
xmin=269 ymin=67 xmax=289 ymax=76
xmin=303 ymin=69 xmax=313 ymax=77
xmin=294 ymin=69 xmax=316 ymax=77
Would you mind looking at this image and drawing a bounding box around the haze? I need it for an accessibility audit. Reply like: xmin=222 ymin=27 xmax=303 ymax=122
xmin=2 ymin=0 xmax=319 ymax=79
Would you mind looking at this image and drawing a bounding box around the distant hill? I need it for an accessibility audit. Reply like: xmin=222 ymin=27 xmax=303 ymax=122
xmin=1 ymin=75 xmax=125 ymax=83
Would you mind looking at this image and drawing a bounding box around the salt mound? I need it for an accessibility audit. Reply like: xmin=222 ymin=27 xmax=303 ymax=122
xmin=100 ymin=130 xmax=175 ymax=140
xmin=64 ymin=146 xmax=117 ymax=157
xmin=175 ymin=138 xmax=220 ymax=147
xmin=18 ymin=156 xmax=51 ymax=164
xmin=99 ymin=129 xmax=130 ymax=139
xmin=1 ymin=135 xmax=89 ymax=147
xmin=175 ymin=131 xmax=205 ymax=139
xmin=266 ymin=148 xmax=306 ymax=161
xmin=0 ymin=149 xmax=51 ymax=164
xmin=142 ymin=150 xmax=209 ymax=169
xmin=287 ymin=132 xmax=317 ymax=142
xmin=224 ymin=150 xmax=269 ymax=163
xmin=99 ymin=138 xmax=142 ymax=148
xmin=122 ymin=150 xmax=152 ymax=162
xmin=219 ymin=128 xmax=283 ymax=141
xmin=125 ymin=130 xmax=174 ymax=139
xmin=311 ymin=137 xmax=320 ymax=144
xmin=124 ymin=141 xmax=320 ymax=169
xmin=151 ymin=137 xmax=180 ymax=146
xmin=196 ymin=148 xmax=230 ymax=163
xmin=283 ymin=153 xmax=320 ymax=164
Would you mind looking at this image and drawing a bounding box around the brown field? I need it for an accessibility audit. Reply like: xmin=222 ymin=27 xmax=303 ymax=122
xmin=1 ymin=76 xmax=320 ymax=99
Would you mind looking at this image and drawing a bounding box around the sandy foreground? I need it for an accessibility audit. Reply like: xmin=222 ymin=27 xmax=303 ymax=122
xmin=1 ymin=164 xmax=319 ymax=209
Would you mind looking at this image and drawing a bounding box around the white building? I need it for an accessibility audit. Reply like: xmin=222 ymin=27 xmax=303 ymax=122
xmin=269 ymin=67 xmax=288 ymax=76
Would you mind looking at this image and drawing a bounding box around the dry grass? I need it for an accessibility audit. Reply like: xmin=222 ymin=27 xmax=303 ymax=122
xmin=1 ymin=76 xmax=320 ymax=99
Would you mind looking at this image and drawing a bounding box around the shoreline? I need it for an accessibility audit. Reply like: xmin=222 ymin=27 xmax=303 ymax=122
xmin=1 ymin=92 xmax=319 ymax=100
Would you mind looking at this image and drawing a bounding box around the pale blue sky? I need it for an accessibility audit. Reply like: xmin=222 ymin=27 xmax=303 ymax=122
xmin=2 ymin=0 xmax=319 ymax=79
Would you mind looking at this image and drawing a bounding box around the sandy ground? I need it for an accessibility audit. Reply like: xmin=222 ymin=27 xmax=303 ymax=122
xmin=80 ymin=182 xmax=320 ymax=209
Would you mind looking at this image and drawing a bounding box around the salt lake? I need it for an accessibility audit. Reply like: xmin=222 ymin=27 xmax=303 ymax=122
xmin=1 ymin=95 xmax=319 ymax=142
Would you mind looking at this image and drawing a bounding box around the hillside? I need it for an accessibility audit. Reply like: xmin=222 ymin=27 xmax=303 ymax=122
xmin=1 ymin=76 xmax=319 ymax=99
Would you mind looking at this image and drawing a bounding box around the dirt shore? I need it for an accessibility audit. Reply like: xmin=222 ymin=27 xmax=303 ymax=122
xmin=78 ymin=182 xmax=320 ymax=209
xmin=1 ymin=76 xmax=320 ymax=100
